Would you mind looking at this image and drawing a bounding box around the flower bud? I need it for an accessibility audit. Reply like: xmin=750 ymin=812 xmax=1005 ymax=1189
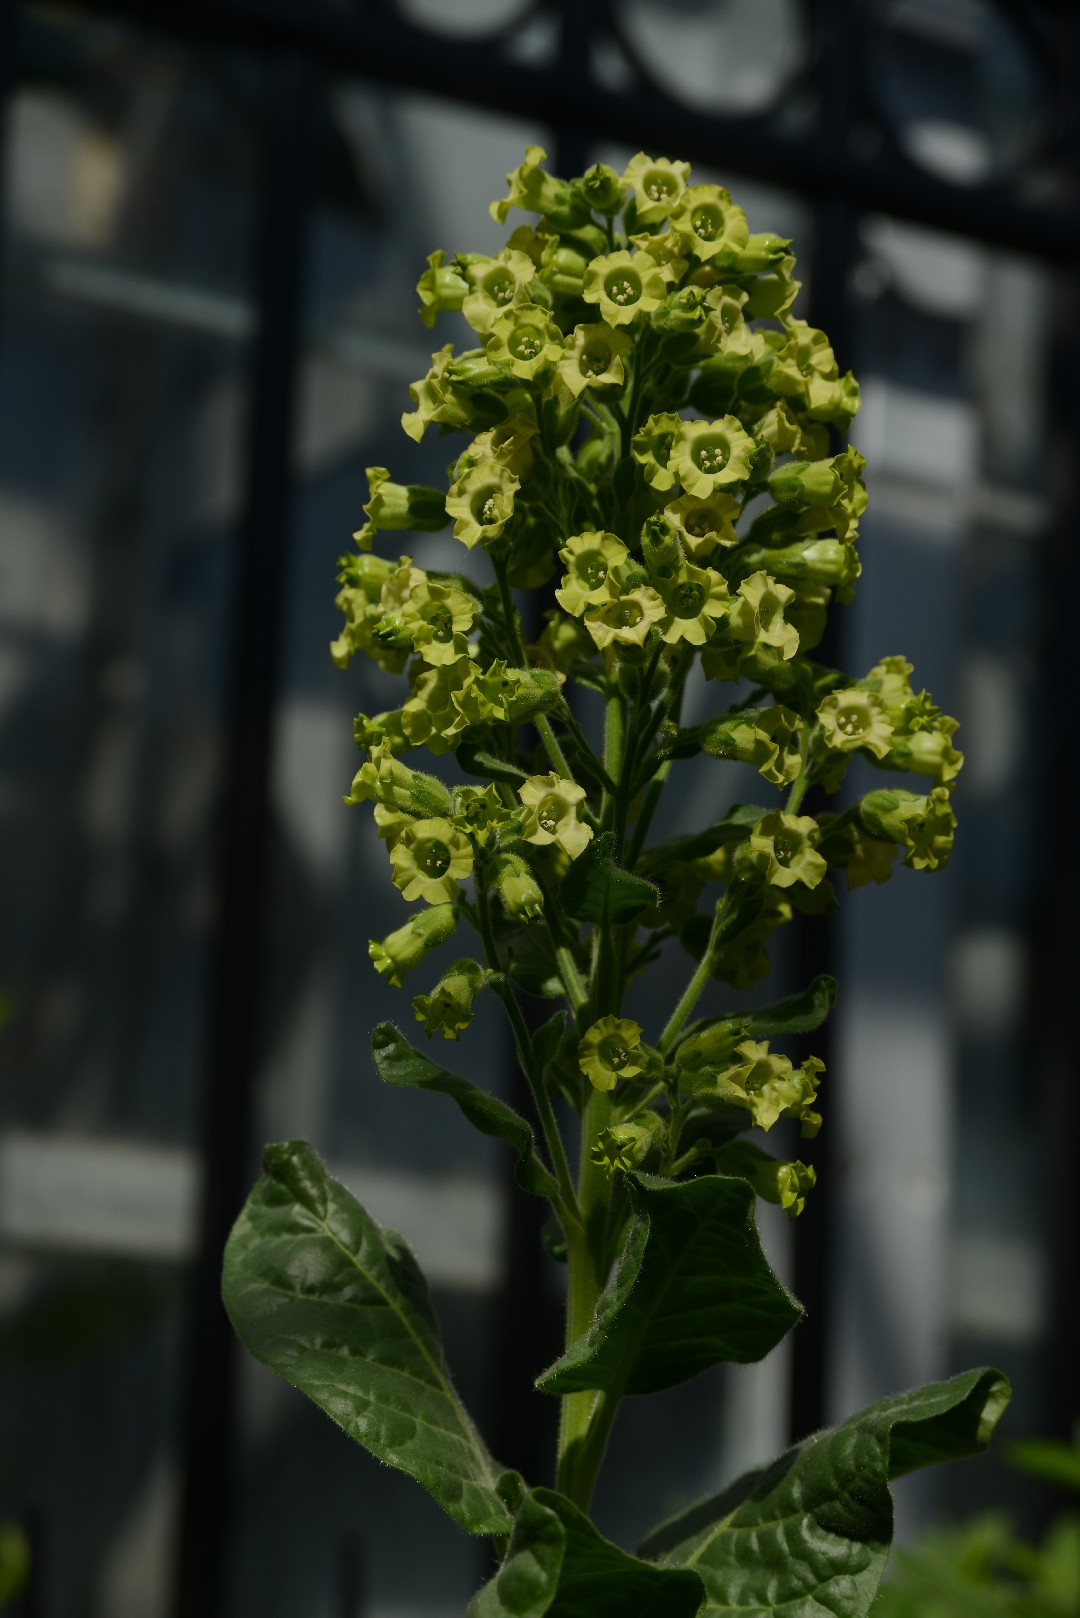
xmin=347 ymin=742 xmax=452 ymax=818
xmin=353 ymin=467 xmax=448 ymax=551
xmin=489 ymin=852 xmax=544 ymax=921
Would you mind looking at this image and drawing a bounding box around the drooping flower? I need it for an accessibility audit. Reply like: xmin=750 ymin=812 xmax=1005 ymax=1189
xmin=632 ymin=412 xmax=686 ymax=492
xmin=352 ymin=467 xmax=448 ymax=551
xmin=489 ymin=144 xmax=590 ymax=228
xmin=578 ymin=1015 xmax=646 ymax=1092
xmin=518 ymin=773 xmax=593 ymax=860
xmin=389 ymin=816 xmax=474 ymax=904
xmin=369 ymin=903 xmax=458 ymax=987
xmin=412 ymin=958 xmax=487 ymax=1040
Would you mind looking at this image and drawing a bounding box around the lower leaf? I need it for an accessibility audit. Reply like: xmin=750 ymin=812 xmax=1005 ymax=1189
xmin=468 ymin=1487 xmax=705 ymax=1618
xmin=222 ymin=1140 xmax=511 ymax=1537
xmin=638 ymin=1367 xmax=1010 ymax=1618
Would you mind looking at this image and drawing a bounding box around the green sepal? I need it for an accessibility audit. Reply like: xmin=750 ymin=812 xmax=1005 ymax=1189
xmin=536 ymin=1172 xmax=800 ymax=1397
xmin=372 ymin=1024 xmax=559 ymax=1199
xmin=560 ymin=831 xmax=660 ymax=925
xmin=222 ymin=1140 xmax=511 ymax=1536
xmin=640 ymin=1368 xmax=1011 ymax=1618
xmin=467 ymin=1486 xmax=705 ymax=1618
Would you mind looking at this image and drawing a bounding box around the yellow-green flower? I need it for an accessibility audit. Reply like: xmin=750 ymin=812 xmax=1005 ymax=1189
xmin=657 ymin=563 xmax=730 ymax=645
xmin=445 ymin=460 xmax=519 ymax=550
xmin=369 ymin=903 xmax=458 ymax=987
xmin=590 ymin=1115 xmax=666 ymax=1174
xmin=412 ymin=958 xmax=487 ymax=1041
xmin=554 ymin=531 xmax=629 ymax=616
xmin=584 ymin=585 xmax=666 ymax=650
xmin=582 ymin=250 xmax=667 ymax=327
xmin=401 ymin=344 xmax=477 ymax=442
xmin=485 ymin=306 xmax=564 ymax=380
xmin=706 ymin=1040 xmax=822 ymax=1132
xmin=726 ymin=571 xmax=800 ymax=660
xmin=463 ymin=412 xmax=539 ymax=480
xmin=389 ymin=816 xmax=474 ymax=904
xmin=451 ymin=783 xmax=512 ymax=845
xmin=519 ymin=772 xmax=593 ymax=860
xmin=462 ymin=248 xmax=536 ymax=333
xmin=747 ymin=811 xmax=827 ymax=890
xmin=859 ymin=787 xmax=956 ymax=872
xmin=632 ymin=412 xmax=686 ymax=492
xmin=489 ymin=851 xmax=544 ymax=921
xmin=817 ymin=687 xmax=894 ymax=760
xmin=400 ymin=579 xmax=478 ymax=666
xmin=415 ymin=249 xmax=469 ymax=328
xmin=701 ymin=705 xmax=802 ymax=786
xmin=346 ymin=740 xmax=452 ymax=818
xmin=885 ymin=724 xmax=964 ymax=787
xmin=621 ymin=151 xmax=691 ymax=225
xmin=352 ymin=467 xmax=448 ymax=551
xmin=558 ymin=322 xmax=632 ymax=398
xmin=670 ymin=416 xmax=756 ymax=497
xmin=578 ymin=1015 xmax=645 ymax=1092
xmin=401 ymin=660 xmax=478 ymax=752
xmin=665 ymin=489 xmax=741 ymax=559
xmin=671 ymin=183 xmax=749 ymax=261
xmin=628 ymin=228 xmax=689 ymax=283
xmin=489 ymin=144 xmax=588 ymax=228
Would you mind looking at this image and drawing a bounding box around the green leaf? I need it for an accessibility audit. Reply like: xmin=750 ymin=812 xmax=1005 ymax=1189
xmin=222 ymin=1140 xmax=511 ymax=1537
xmin=678 ymin=974 xmax=837 ymax=1050
xmin=647 ymin=805 xmax=767 ymax=871
xmin=468 ymin=1487 xmax=705 ymax=1618
xmin=532 ymin=1009 xmax=568 ymax=1076
xmin=560 ymin=832 xmax=659 ymax=925
xmin=372 ymin=1024 xmax=559 ymax=1199
xmin=493 ymin=913 xmax=575 ymax=999
xmin=640 ymin=1368 xmax=1011 ymax=1618
xmin=536 ymin=1173 xmax=799 ymax=1397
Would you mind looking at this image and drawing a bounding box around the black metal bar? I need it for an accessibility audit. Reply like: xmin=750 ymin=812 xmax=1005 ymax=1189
xmin=172 ymin=46 xmax=315 ymax=1618
xmin=788 ymin=0 xmax=860 ymax=1447
xmin=56 ymin=0 xmax=1080 ymax=262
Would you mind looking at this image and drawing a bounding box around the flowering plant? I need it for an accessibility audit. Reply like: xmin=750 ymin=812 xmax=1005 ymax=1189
xmin=224 ymin=147 xmax=1008 ymax=1615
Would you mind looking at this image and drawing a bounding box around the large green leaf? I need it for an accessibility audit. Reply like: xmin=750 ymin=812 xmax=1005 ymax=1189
xmin=222 ymin=1140 xmax=510 ymax=1536
xmin=536 ymin=1173 xmax=800 ymax=1397
xmin=372 ymin=1023 xmax=559 ymax=1199
xmin=560 ymin=832 xmax=659 ymax=925
xmin=468 ymin=1487 xmax=705 ymax=1617
xmin=639 ymin=1368 xmax=1010 ymax=1618
xmin=676 ymin=974 xmax=837 ymax=1058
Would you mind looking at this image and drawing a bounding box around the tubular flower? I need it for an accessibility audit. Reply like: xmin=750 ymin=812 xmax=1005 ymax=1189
xmin=671 ymin=184 xmax=749 ymax=262
xmin=578 ymin=1016 xmax=646 ymax=1093
xmin=747 ymin=811 xmax=827 ymax=890
xmin=352 ymin=467 xmax=448 ymax=551
xmin=445 ymin=460 xmax=520 ymax=550
xmin=389 ymin=816 xmax=474 ymax=904
xmin=817 ymin=687 xmax=895 ymax=760
xmin=665 ymin=490 xmax=741 ymax=559
xmin=769 ymin=320 xmax=860 ymax=430
xmin=657 ymin=564 xmax=731 ymax=646
xmin=705 ymin=1040 xmax=823 ymax=1133
xmin=632 ymin=412 xmax=686 ymax=492
xmin=726 ymin=571 xmax=800 ymax=660
xmin=859 ymin=787 xmax=956 ymax=872
xmin=670 ymin=416 xmax=756 ymax=497
xmin=584 ymin=585 xmax=666 ymax=650
xmin=884 ymin=723 xmax=964 ymax=788
xmin=415 ymin=249 xmax=469 ymax=328
xmin=346 ymin=740 xmax=452 ymax=818
xmin=461 ymin=413 xmax=539 ymax=481
xmin=489 ymin=851 xmax=545 ymax=921
xmin=489 ymin=144 xmax=589 ymax=228
xmin=462 ymin=249 xmax=536 ymax=333
xmin=590 ymin=1115 xmax=666 ymax=1175
xmin=451 ymin=784 xmax=512 ymax=845
xmin=369 ymin=903 xmax=458 ymax=988
xmin=558 ymin=322 xmax=632 ymax=398
xmin=518 ymin=772 xmax=593 ymax=860
xmin=401 ymin=660 xmax=478 ymax=751
xmin=712 ymin=1142 xmax=817 ymax=1219
xmin=582 ymin=250 xmax=667 ymax=327
xmin=485 ymin=306 xmax=564 ymax=381
xmin=412 ymin=958 xmax=487 ymax=1041
xmin=555 ymin=531 xmax=630 ymax=617
xmin=701 ymin=705 xmax=803 ymax=787
xmin=401 ymin=343 xmax=479 ymax=442
xmin=621 ymin=151 xmax=692 ymax=225
xmin=400 ymin=580 xmax=478 ymax=666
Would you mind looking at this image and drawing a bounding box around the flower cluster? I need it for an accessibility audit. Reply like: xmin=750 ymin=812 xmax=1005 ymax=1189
xmin=336 ymin=146 xmax=963 ymax=1210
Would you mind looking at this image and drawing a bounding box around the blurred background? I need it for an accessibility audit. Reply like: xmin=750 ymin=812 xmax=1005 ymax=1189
xmin=0 ymin=0 xmax=1077 ymax=1614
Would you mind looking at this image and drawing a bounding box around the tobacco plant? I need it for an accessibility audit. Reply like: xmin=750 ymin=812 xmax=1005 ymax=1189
xmin=223 ymin=148 xmax=1008 ymax=1615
